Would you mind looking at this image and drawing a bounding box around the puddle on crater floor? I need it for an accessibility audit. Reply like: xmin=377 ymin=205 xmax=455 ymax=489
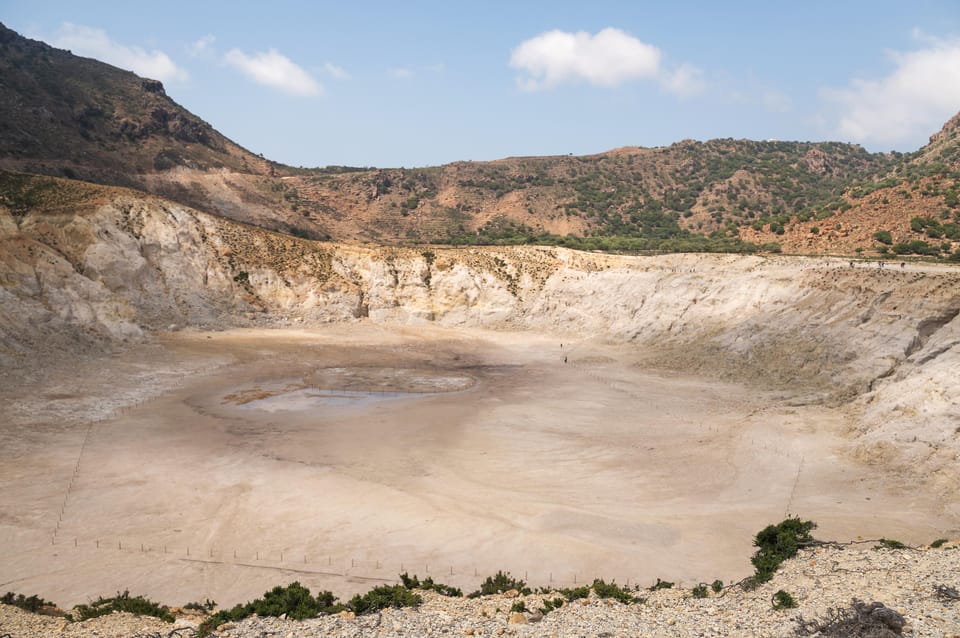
xmin=241 ymin=388 xmax=432 ymax=412
xmin=223 ymin=367 xmax=476 ymax=413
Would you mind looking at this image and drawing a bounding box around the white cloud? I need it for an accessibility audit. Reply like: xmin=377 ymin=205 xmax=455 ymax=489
xmin=189 ymin=34 xmax=216 ymax=57
xmin=822 ymin=36 xmax=960 ymax=147
xmin=224 ymin=48 xmax=321 ymax=96
xmin=509 ymin=27 xmax=702 ymax=97
xmin=48 ymin=22 xmax=187 ymax=83
xmin=510 ymin=28 xmax=660 ymax=90
xmin=322 ymin=62 xmax=350 ymax=80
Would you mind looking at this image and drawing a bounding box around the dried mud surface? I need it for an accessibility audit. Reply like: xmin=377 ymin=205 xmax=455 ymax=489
xmin=1 ymin=325 xmax=955 ymax=610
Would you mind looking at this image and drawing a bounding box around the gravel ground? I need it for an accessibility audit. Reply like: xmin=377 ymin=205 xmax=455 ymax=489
xmin=2 ymin=543 xmax=958 ymax=637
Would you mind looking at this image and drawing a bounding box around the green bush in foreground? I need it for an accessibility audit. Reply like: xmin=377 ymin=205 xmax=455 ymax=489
xmin=183 ymin=598 xmax=217 ymax=612
xmin=591 ymin=579 xmax=635 ymax=604
xmin=1 ymin=592 xmax=58 ymax=614
xmin=691 ymin=583 xmax=709 ymax=599
xmin=556 ymin=585 xmax=590 ymax=601
xmin=199 ymin=582 xmax=342 ymax=637
xmin=711 ymin=579 xmax=724 ymax=593
xmin=772 ymin=589 xmax=797 ymax=610
xmin=67 ymin=591 xmax=174 ymax=623
xmin=539 ymin=597 xmax=565 ymax=615
xmin=469 ymin=571 xmax=530 ymax=597
xmin=649 ymin=578 xmax=674 ymax=591
xmin=349 ymin=585 xmax=421 ymax=615
xmin=199 ymin=582 xmax=425 ymax=635
xmin=931 ymin=538 xmax=948 ymax=548
xmin=399 ymin=573 xmax=462 ymax=597
xmin=748 ymin=518 xmax=817 ymax=587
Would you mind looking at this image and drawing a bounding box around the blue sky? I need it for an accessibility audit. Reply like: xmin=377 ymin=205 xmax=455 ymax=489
xmin=4 ymin=1 xmax=960 ymax=167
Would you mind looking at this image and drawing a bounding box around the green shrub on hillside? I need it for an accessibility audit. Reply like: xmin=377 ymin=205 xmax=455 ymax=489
xmin=556 ymin=585 xmax=590 ymax=601
xmin=539 ymin=597 xmax=565 ymax=614
xmin=198 ymin=582 xmax=342 ymax=636
xmin=67 ymin=591 xmax=174 ymax=623
xmin=1 ymin=592 xmax=58 ymax=614
xmin=591 ymin=579 xmax=636 ymax=604
xmin=183 ymin=598 xmax=217 ymax=612
xmin=772 ymin=589 xmax=797 ymax=610
xmin=892 ymin=240 xmax=939 ymax=255
xmin=399 ymin=573 xmax=462 ymax=597
xmin=649 ymin=578 xmax=674 ymax=591
xmin=748 ymin=518 xmax=816 ymax=587
xmin=349 ymin=585 xmax=421 ymax=614
xmin=469 ymin=571 xmax=530 ymax=597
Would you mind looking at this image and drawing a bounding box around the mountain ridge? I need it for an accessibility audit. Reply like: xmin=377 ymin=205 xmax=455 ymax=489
xmin=1 ymin=23 xmax=959 ymax=256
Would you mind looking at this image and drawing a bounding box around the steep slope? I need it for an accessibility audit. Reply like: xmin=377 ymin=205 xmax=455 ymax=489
xmin=0 ymin=23 xmax=257 ymax=178
xmin=0 ymin=23 xmax=329 ymax=238
xmin=742 ymin=113 xmax=960 ymax=256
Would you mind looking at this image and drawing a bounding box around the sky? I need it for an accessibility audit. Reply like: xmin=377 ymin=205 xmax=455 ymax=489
xmin=3 ymin=1 xmax=960 ymax=168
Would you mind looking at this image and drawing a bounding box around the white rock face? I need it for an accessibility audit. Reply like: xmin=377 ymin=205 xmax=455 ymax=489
xmin=2 ymin=194 xmax=959 ymax=500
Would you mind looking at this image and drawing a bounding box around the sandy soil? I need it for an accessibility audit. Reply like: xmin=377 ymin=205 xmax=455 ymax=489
xmin=0 ymin=325 xmax=954 ymax=608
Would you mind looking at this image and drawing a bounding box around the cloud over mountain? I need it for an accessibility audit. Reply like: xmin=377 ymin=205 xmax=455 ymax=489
xmin=823 ymin=36 xmax=960 ymax=147
xmin=48 ymin=22 xmax=187 ymax=83
xmin=509 ymin=28 xmax=703 ymax=96
xmin=224 ymin=47 xmax=321 ymax=96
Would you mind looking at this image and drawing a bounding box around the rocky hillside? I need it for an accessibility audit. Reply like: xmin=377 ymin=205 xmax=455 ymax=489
xmin=0 ymin=23 xmax=322 ymax=238
xmin=2 ymin=172 xmax=958 ymax=504
xmin=284 ymin=138 xmax=892 ymax=246
xmin=742 ymin=114 xmax=960 ymax=257
xmin=7 ymin=23 xmax=960 ymax=255
xmin=0 ymin=24 xmax=258 ymax=179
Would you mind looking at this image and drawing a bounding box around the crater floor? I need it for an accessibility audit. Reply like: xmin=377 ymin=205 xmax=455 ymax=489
xmin=0 ymin=325 xmax=953 ymax=607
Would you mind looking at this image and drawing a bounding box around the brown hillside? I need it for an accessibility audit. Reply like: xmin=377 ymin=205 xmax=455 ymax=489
xmin=286 ymin=139 xmax=891 ymax=245
xmin=0 ymin=23 xmax=322 ymax=237
xmin=742 ymin=115 xmax=960 ymax=257
xmin=2 ymin=23 xmax=960 ymax=256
